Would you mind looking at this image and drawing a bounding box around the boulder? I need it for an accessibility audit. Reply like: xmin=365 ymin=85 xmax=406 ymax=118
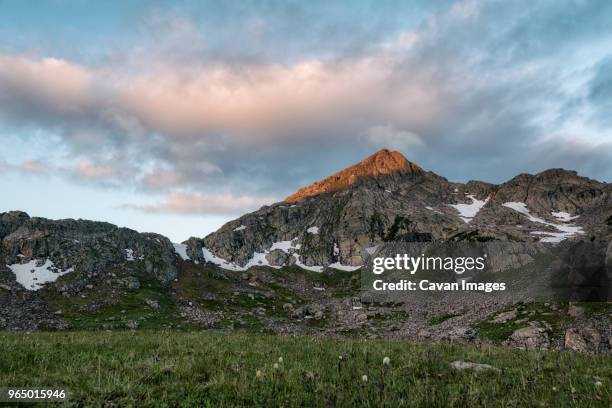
xmin=508 ymin=326 xmax=549 ymax=349
xmin=567 ymin=304 xmax=585 ymax=318
xmin=564 ymin=327 xmax=602 ymax=353
xmin=266 ymin=249 xmax=290 ymax=267
xmin=450 ymin=361 xmax=501 ymax=373
xmin=492 ymin=309 xmax=517 ymax=323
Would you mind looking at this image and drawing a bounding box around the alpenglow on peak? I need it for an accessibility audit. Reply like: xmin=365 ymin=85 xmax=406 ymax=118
xmin=285 ymin=149 xmax=421 ymax=202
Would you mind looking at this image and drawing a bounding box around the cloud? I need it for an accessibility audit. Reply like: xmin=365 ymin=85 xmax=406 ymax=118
xmin=363 ymin=124 xmax=423 ymax=151
xmin=122 ymin=192 xmax=275 ymax=215
xmin=1 ymin=0 xmax=612 ymax=206
xmin=74 ymin=160 xmax=116 ymax=180
xmin=0 ymin=55 xmax=92 ymax=115
xmin=588 ymin=56 xmax=612 ymax=126
xmin=20 ymin=160 xmax=49 ymax=174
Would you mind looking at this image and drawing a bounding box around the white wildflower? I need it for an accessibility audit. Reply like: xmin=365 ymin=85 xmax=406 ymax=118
xmin=383 ymin=356 xmax=391 ymax=366
xmin=278 ymin=357 xmax=283 ymax=363
xmin=273 ymin=363 xmax=279 ymax=370
xmin=362 ymin=374 xmax=368 ymax=383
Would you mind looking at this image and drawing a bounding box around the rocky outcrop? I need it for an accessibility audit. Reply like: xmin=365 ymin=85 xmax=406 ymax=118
xmin=507 ymin=325 xmax=550 ymax=349
xmin=565 ymin=327 xmax=603 ymax=353
xmin=1 ymin=211 xmax=179 ymax=287
xmin=200 ymin=150 xmax=612 ymax=270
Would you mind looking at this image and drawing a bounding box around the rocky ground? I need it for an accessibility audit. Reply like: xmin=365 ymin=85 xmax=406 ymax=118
xmin=2 ymin=254 xmax=610 ymax=354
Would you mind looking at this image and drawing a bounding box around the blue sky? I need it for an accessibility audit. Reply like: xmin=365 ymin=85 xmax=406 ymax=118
xmin=1 ymin=0 xmax=611 ymax=241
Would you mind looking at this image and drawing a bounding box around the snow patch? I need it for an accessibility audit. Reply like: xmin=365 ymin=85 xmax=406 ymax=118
xmin=233 ymin=225 xmax=247 ymax=232
xmin=502 ymin=202 xmax=584 ymax=243
xmin=202 ymin=238 xmax=306 ymax=271
xmin=307 ymin=226 xmax=319 ymax=234
xmin=173 ymin=243 xmax=189 ymax=260
xmin=293 ymin=254 xmax=324 ymax=272
xmin=270 ymin=239 xmax=301 ymax=252
xmin=125 ymin=249 xmax=144 ymax=261
xmin=425 ymin=206 xmax=442 ymax=214
xmin=244 ymin=251 xmax=280 ymax=270
xmin=202 ymin=247 xmax=249 ymax=271
xmin=7 ymin=259 xmax=74 ymax=291
xmin=328 ymin=262 xmax=361 ymax=271
xmin=365 ymin=245 xmax=379 ymax=255
xmin=552 ymin=211 xmax=579 ymax=222
xmin=449 ymin=195 xmax=489 ymax=223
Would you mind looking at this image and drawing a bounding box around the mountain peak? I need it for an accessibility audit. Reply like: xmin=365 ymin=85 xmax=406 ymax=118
xmin=285 ymin=149 xmax=421 ymax=202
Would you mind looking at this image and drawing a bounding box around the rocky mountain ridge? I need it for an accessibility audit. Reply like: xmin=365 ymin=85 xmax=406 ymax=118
xmin=0 ymin=159 xmax=610 ymax=353
xmin=0 ymin=211 xmax=179 ymax=291
xmin=196 ymin=149 xmax=612 ymax=270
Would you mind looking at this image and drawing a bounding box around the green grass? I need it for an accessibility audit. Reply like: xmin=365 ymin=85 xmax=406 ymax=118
xmin=429 ymin=313 xmax=462 ymax=326
xmin=0 ymin=331 xmax=609 ymax=407
xmin=475 ymin=302 xmax=572 ymax=343
xmin=42 ymin=275 xmax=188 ymax=331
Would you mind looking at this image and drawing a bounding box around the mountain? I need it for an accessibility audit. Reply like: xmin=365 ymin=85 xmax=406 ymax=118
xmin=195 ymin=149 xmax=612 ymax=270
xmin=0 ymin=211 xmax=180 ymax=330
xmin=1 ymin=153 xmax=611 ymax=352
xmin=285 ymin=149 xmax=423 ymax=202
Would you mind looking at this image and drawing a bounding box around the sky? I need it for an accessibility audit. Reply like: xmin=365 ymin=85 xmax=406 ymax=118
xmin=1 ymin=0 xmax=612 ymax=242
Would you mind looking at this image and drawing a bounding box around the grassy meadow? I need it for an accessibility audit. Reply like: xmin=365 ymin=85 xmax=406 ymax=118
xmin=0 ymin=331 xmax=610 ymax=407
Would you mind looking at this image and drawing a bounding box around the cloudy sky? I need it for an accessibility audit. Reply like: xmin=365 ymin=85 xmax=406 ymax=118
xmin=1 ymin=0 xmax=612 ymax=241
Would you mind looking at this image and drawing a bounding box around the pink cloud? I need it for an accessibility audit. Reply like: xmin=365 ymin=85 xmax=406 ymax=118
xmin=20 ymin=160 xmax=49 ymax=174
xmin=0 ymin=55 xmax=91 ymax=114
xmin=124 ymin=192 xmax=275 ymax=215
xmin=75 ymin=160 xmax=115 ymax=179
xmin=0 ymin=52 xmax=445 ymax=141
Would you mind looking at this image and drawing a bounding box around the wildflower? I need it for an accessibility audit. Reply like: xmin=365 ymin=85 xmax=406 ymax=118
xmin=552 ymin=386 xmax=557 ymax=392
xmin=256 ymin=369 xmax=263 ymax=379
xmin=362 ymin=374 xmax=368 ymax=383
xmin=278 ymin=357 xmax=283 ymax=364
xmin=339 ymin=355 xmax=343 ymax=361
xmin=594 ymin=381 xmax=602 ymax=388
xmin=273 ymin=363 xmax=279 ymax=370
xmin=383 ymin=356 xmax=391 ymax=366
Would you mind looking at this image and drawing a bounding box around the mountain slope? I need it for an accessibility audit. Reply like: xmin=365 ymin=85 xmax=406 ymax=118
xmin=197 ymin=149 xmax=612 ymax=270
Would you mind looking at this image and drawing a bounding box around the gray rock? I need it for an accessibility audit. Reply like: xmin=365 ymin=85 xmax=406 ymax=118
xmin=266 ymin=249 xmax=290 ymax=267
xmin=145 ymin=299 xmax=160 ymax=310
xmin=564 ymin=328 xmax=588 ymax=352
xmin=123 ymin=277 xmax=140 ymax=290
xmin=125 ymin=320 xmax=139 ymax=330
xmin=568 ymin=304 xmax=585 ymax=318
xmin=450 ymin=361 xmax=501 ymax=373
xmin=508 ymin=326 xmax=549 ymax=349
xmin=492 ymin=309 xmax=517 ymax=323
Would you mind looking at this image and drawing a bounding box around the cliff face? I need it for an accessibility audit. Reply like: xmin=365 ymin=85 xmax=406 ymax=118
xmin=198 ymin=150 xmax=612 ymax=270
xmin=0 ymin=211 xmax=179 ymax=288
